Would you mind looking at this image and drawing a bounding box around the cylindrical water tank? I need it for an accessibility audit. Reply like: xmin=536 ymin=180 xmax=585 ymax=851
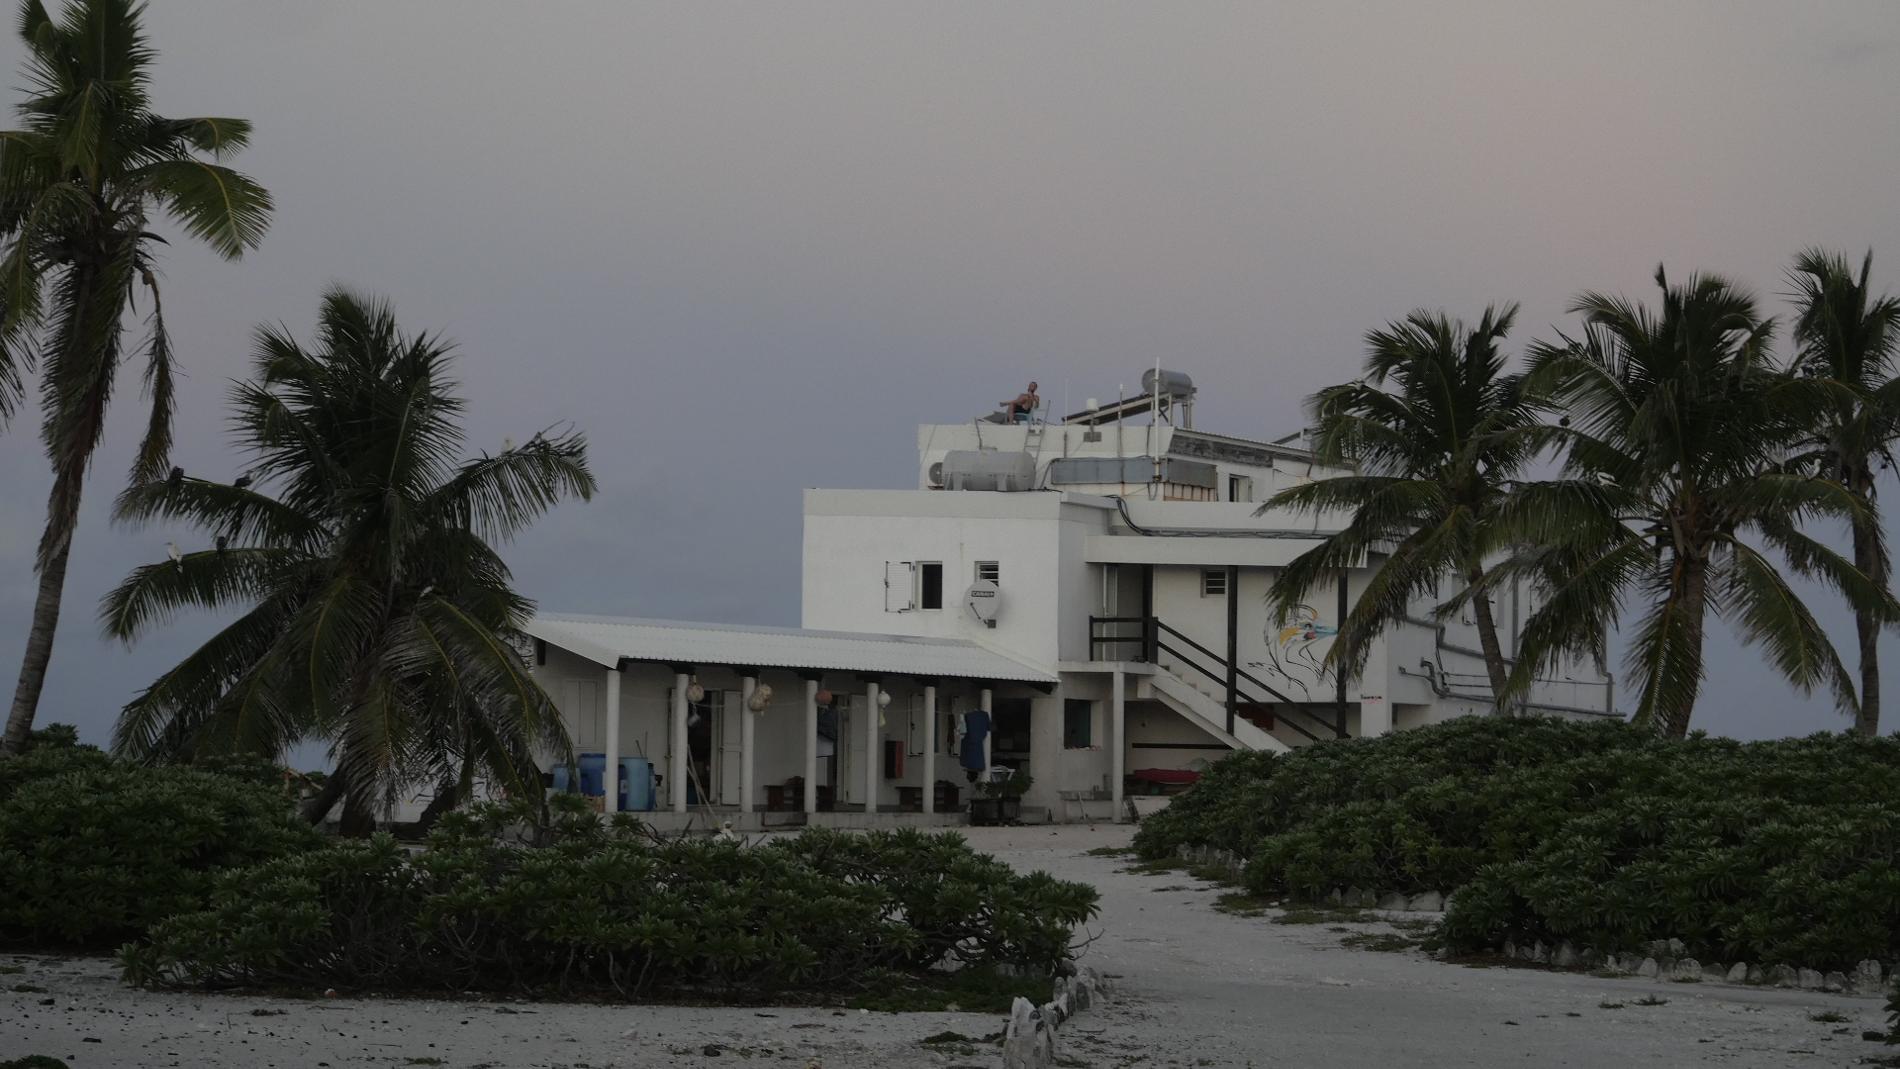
xmin=618 ymin=757 xmax=655 ymax=812
xmin=576 ymin=752 xmax=607 ymax=797
xmin=1140 ymin=368 xmax=1195 ymax=398
xmin=939 ymin=449 xmax=1036 ymax=491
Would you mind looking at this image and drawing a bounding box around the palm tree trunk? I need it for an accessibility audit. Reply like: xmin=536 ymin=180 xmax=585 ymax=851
xmin=1853 ymin=509 xmax=1883 ymax=737
xmin=339 ymin=789 xmax=378 ymax=837
xmin=1 ymin=466 xmax=84 ymax=756
xmin=412 ymin=776 xmax=461 ymax=836
xmin=1661 ymin=561 xmax=1709 ymax=740
xmin=1465 ymin=566 xmax=1512 ymax=715
xmin=301 ymin=771 xmax=346 ymax=824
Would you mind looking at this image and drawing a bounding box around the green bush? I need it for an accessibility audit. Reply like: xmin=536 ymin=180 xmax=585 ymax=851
xmin=0 ymin=729 xmax=321 ymax=950
xmin=122 ymin=794 xmax=1099 ymax=1000
xmin=1130 ymin=717 xmax=1900 ymax=969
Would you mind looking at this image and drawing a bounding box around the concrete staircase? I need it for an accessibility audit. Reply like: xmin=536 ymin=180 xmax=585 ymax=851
xmin=1145 ymin=663 xmax=1290 ymax=753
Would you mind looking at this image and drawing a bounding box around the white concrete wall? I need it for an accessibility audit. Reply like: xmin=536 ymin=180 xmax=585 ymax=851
xmin=802 ymin=490 xmax=1114 ymax=670
xmin=1123 ymin=699 xmax=1230 ymax=771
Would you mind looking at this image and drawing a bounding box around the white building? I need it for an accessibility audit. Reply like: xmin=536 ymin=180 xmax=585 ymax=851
xmin=525 ymin=372 xmax=1616 ymax=828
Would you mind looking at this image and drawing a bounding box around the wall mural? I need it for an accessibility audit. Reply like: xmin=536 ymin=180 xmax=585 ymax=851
xmin=1243 ymin=600 xmax=1339 ymax=701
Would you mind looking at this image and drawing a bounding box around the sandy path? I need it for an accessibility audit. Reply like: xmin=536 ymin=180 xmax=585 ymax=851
xmin=966 ymin=823 xmax=1891 ymax=1068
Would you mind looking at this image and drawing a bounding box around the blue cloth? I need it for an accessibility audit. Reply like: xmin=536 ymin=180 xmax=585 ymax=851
xmin=959 ymin=710 xmax=991 ymax=771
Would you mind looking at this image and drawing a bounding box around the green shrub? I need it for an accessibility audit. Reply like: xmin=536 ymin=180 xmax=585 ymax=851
xmin=0 ymin=735 xmax=321 ymax=950
xmin=123 ymin=794 xmax=1099 ymax=1000
xmin=1131 ymin=717 xmax=1900 ymax=969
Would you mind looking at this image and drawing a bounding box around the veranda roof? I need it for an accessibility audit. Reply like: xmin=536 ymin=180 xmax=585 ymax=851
xmin=523 ymin=612 xmax=1055 ymax=684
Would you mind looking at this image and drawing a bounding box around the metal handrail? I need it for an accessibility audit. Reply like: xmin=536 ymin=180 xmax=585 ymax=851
xmin=1152 ymin=620 xmax=1298 ymax=705
xmin=1152 ymin=639 xmax=1325 ymax=745
xmin=1151 ymin=619 xmax=1344 ymax=740
xmin=1088 ymin=614 xmax=1348 ymax=741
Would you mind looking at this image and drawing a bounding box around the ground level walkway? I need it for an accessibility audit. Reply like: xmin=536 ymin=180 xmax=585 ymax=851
xmin=978 ymin=824 xmax=1887 ymax=1067
xmin=0 ymin=826 xmax=1886 ymax=1067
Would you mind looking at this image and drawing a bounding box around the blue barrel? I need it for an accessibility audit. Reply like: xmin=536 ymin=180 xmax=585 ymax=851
xmin=618 ymin=757 xmax=655 ymax=812
xmin=576 ymin=752 xmax=607 ymax=797
xmin=551 ymin=763 xmax=573 ymax=793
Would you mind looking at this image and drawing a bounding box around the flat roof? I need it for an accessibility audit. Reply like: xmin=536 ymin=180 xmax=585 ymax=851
xmin=524 ymin=612 xmax=1056 ymax=684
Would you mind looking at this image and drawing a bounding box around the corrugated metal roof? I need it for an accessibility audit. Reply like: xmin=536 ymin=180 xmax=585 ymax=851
xmin=523 ymin=613 xmax=1055 ymax=683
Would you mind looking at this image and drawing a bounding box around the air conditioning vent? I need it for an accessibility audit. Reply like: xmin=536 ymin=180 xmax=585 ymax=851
xmin=927 ymin=461 xmax=944 ymax=487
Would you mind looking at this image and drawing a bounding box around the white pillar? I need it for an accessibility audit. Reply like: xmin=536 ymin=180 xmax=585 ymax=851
xmin=671 ymin=672 xmax=689 ymax=813
xmin=603 ymin=665 xmax=622 ymax=815
xmin=1111 ymin=667 xmax=1126 ymax=822
xmin=739 ymin=675 xmax=757 ymax=814
xmin=922 ymin=684 xmax=938 ymax=814
xmin=803 ymin=679 xmax=819 ymax=814
xmin=1359 ymin=634 xmax=1393 ymax=737
xmin=863 ymin=680 xmax=880 ymax=813
xmin=979 ymin=687 xmax=994 ymax=776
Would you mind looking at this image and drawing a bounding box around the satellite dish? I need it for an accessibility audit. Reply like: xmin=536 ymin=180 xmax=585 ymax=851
xmin=966 ymin=579 xmax=1001 ymax=628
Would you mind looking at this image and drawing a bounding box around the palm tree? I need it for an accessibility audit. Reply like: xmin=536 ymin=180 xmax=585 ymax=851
xmin=0 ymin=0 xmax=272 ymax=755
xmin=1785 ymin=249 xmax=1900 ymax=737
xmin=1512 ymin=267 xmax=1892 ymax=738
xmin=101 ymin=288 xmax=595 ymax=833
xmin=1263 ymin=304 xmax=1551 ymax=708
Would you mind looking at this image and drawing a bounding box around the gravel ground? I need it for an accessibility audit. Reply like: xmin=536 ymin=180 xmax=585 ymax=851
xmin=0 ymin=822 xmax=1890 ymax=1068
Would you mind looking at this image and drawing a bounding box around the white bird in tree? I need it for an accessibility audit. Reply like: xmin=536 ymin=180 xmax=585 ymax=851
xmin=502 ymin=436 xmax=514 ymax=452
xmin=165 ymin=542 xmax=183 ymax=572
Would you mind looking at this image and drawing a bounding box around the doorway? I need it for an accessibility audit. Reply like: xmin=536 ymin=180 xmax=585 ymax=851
xmin=991 ymin=698 xmax=1032 ymax=775
xmin=685 ymin=691 xmax=725 ymax=805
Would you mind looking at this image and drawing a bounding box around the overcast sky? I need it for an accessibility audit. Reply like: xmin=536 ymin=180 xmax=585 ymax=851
xmin=2 ymin=1 xmax=1897 ymax=748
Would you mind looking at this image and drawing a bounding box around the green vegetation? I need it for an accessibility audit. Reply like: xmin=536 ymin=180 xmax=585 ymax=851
xmin=1785 ymin=251 xmax=1900 ymax=737
xmin=102 ymin=289 xmax=595 ymax=834
xmin=0 ymin=727 xmax=317 ymax=949
xmin=1338 ymin=931 xmax=1421 ymax=953
xmin=1271 ymin=257 xmax=1900 ymax=738
xmin=1135 ymin=717 xmax=1900 ymax=971
xmin=1265 ymin=304 xmax=1548 ymax=706
xmin=0 ymin=0 xmax=273 ymax=754
xmin=121 ymin=795 xmax=1098 ymax=1002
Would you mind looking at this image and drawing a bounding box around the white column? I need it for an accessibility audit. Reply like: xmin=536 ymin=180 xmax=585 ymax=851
xmin=1111 ymin=667 xmax=1126 ymax=822
xmin=739 ymin=675 xmax=757 ymax=814
xmin=979 ymin=687 xmax=994 ymax=775
xmin=603 ymin=665 xmax=622 ymax=815
xmin=671 ymin=672 xmax=689 ymax=813
xmin=803 ymin=679 xmax=819 ymax=814
xmin=1359 ymin=634 xmax=1393 ymax=736
xmin=922 ymin=684 xmax=938 ymax=815
xmin=863 ymin=680 xmax=880 ymax=813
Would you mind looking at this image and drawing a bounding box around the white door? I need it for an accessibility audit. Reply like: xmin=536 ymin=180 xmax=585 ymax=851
xmin=716 ymin=691 xmax=741 ymax=804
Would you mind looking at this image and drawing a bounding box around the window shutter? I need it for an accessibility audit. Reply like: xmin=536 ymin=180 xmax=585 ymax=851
xmin=885 ymin=561 xmax=915 ymax=612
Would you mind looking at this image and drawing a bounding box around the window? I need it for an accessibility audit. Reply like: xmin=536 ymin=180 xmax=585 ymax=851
xmin=1202 ymin=569 xmax=1228 ymax=597
xmin=1228 ymin=475 xmax=1253 ymax=503
xmin=918 ymin=562 xmax=944 ymax=610
xmin=975 ymin=560 xmax=1000 ymax=585
xmin=885 ymin=561 xmax=915 ymax=612
xmin=1063 ymin=699 xmax=1093 ymax=749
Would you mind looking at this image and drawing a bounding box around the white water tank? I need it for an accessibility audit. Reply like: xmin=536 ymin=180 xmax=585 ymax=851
xmin=939 ymin=450 xmax=1036 ymax=491
xmin=1140 ymin=368 xmax=1195 ymax=399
